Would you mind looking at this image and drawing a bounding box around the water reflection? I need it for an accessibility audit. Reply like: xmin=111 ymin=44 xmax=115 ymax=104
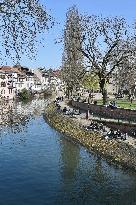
xmin=0 ymin=99 xmax=136 ymax=205
xmin=60 ymin=138 xmax=80 ymax=181
xmin=0 ymin=98 xmax=48 ymax=147
xmin=58 ymin=137 xmax=136 ymax=205
xmin=0 ymin=98 xmax=48 ymax=133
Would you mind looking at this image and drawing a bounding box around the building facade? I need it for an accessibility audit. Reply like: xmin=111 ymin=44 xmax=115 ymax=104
xmin=0 ymin=66 xmax=63 ymax=100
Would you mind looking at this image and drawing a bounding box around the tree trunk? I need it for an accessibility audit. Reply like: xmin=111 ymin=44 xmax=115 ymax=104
xmin=99 ymin=78 xmax=108 ymax=105
xmin=67 ymin=87 xmax=73 ymax=99
xmin=67 ymin=89 xmax=70 ymax=99
xmin=65 ymin=88 xmax=70 ymax=99
xmin=70 ymin=88 xmax=73 ymax=97
xmin=102 ymin=88 xmax=108 ymax=105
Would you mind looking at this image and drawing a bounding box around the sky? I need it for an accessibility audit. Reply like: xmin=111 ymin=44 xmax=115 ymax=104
xmin=3 ymin=0 xmax=136 ymax=69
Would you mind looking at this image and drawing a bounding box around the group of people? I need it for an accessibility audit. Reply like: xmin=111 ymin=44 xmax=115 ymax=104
xmin=84 ymin=121 xmax=127 ymax=141
xmin=85 ymin=121 xmax=105 ymax=132
xmin=55 ymin=96 xmax=64 ymax=102
xmin=54 ymin=96 xmax=80 ymax=116
xmin=106 ymin=129 xmax=127 ymax=140
xmin=62 ymin=107 xmax=81 ymax=116
xmin=54 ymin=95 xmax=131 ymax=141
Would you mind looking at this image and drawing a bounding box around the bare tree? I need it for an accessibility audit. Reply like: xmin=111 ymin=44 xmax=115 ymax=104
xmin=74 ymin=15 xmax=134 ymax=104
xmin=61 ymin=6 xmax=85 ymax=98
xmin=0 ymin=0 xmax=53 ymax=62
xmin=115 ymin=49 xmax=136 ymax=96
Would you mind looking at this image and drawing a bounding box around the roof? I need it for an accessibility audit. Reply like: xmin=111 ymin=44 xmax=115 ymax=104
xmin=0 ymin=66 xmax=23 ymax=75
xmin=13 ymin=65 xmax=29 ymax=72
xmin=0 ymin=66 xmax=14 ymax=72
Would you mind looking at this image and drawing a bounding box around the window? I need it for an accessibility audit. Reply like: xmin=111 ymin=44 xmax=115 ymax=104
xmin=1 ymin=90 xmax=5 ymax=94
xmin=0 ymin=75 xmax=5 ymax=79
xmin=1 ymin=82 xmax=6 ymax=87
xmin=19 ymin=78 xmax=23 ymax=82
xmin=9 ymin=88 xmax=13 ymax=94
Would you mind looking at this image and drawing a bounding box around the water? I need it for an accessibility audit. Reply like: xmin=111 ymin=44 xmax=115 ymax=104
xmin=0 ymin=99 xmax=136 ymax=205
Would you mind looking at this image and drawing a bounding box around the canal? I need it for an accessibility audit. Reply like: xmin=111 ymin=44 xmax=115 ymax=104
xmin=0 ymin=99 xmax=136 ymax=205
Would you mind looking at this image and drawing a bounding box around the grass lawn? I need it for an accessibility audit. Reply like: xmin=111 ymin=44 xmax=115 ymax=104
xmin=96 ymin=99 xmax=136 ymax=110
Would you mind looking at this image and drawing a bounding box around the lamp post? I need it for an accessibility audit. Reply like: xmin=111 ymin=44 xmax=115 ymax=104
xmin=134 ymin=82 xmax=136 ymax=99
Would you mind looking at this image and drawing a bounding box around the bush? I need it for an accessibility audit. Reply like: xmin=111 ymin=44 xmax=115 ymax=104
xmin=18 ymin=88 xmax=31 ymax=101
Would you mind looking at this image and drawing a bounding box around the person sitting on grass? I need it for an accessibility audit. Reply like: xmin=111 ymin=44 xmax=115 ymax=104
xmin=109 ymin=101 xmax=117 ymax=109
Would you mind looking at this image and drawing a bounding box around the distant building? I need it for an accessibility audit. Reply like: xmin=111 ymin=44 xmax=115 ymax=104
xmin=32 ymin=68 xmax=49 ymax=91
xmin=0 ymin=66 xmax=19 ymax=99
xmin=0 ymin=65 xmax=64 ymax=100
xmin=106 ymin=77 xmax=118 ymax=95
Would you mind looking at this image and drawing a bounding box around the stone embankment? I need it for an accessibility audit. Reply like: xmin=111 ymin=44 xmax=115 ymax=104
xmin=44 ymin=103 xmax=136 ymax=171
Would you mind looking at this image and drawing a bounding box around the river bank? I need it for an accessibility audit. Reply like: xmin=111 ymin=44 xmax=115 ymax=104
xmin=1 ymin=98 xmax=136 ymax=205
xmin=44 ymin=102 xmax=136 ymax=172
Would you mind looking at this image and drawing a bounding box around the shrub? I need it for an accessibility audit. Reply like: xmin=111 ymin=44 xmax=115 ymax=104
xmin=18 ymin=88 xmax=31 ymax=101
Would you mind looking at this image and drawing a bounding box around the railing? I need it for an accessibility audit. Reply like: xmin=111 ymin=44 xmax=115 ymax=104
xmin=71 ymin=100 xmax=136 ymax=122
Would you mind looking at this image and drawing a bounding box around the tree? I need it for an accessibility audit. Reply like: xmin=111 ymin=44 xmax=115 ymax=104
xmin=61 ymin=6 xmax=85 ymax=98
xmin=18 ymin=88 xmax=31 ymax=101
xmin=113 ymin=23 xmax=136 ymax=97
xmin=73 ymin=15 xmax=134 ymax=104
xmin=0 ymin=0 xmax=53 ymax=62
xmin=115 ymin=54 xmax=136 ymax=96
xmin=81 ymin=72 xmax=99 ymax=91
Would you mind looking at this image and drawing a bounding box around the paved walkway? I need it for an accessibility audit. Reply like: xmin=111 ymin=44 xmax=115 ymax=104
xmin=58 ymin=99 xmax=136 ymax=148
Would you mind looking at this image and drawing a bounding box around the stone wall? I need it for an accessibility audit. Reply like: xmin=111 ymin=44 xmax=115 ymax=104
xmin=45 ymin=103 xmax=136 ymax=172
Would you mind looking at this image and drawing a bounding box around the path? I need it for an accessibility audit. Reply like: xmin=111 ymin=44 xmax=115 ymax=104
xmin=58 ymin=98 xmax=136 ymax=149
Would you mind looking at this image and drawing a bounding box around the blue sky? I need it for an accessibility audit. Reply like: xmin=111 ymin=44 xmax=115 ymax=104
xmin=4 ymin=0 xmax=136 ymax=69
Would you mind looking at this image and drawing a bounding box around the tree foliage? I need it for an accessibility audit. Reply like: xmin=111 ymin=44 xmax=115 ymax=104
xmin=18 ymin=88 xmax=31 ymax=101
xmin=61 ymin=6 xmax=85 ymax=97
xmin=0 ymin=0 xmax=53 ymax=62
xmin=113 ymin=33 xmax=136 ymax=95
xmin=73 ymin=14 xmax=135 ymax=104
xmin=115 ymin=56 xmax=136 ymax=94
xmin=81 ymin=72 xmax=99 ymax=91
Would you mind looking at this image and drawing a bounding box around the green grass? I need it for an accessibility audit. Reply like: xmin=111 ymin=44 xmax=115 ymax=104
xmin=96 ymin=99 xmax=136 ymax=110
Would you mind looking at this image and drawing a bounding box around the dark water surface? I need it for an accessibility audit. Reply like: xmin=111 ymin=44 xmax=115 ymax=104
xmin=0 ymin=99 xmax=136 ymax=205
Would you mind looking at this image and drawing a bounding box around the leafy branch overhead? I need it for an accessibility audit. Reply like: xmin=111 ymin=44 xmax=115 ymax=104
xmin=69 ymin=13 xmax=135 ymax=103
xmin=81 ymin=72 xmax=99 ymax=90
xmin=0 ymin=0 xmax=54 ymax=61
xmin=78 ymin=16 xmax=133 ymax=75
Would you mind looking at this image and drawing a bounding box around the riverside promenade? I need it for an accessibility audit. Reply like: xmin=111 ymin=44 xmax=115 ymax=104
xmin=45 ymin=100 xmax=136 ymax=171
xmin=58 ymin=99 xmax=136 ymax=149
